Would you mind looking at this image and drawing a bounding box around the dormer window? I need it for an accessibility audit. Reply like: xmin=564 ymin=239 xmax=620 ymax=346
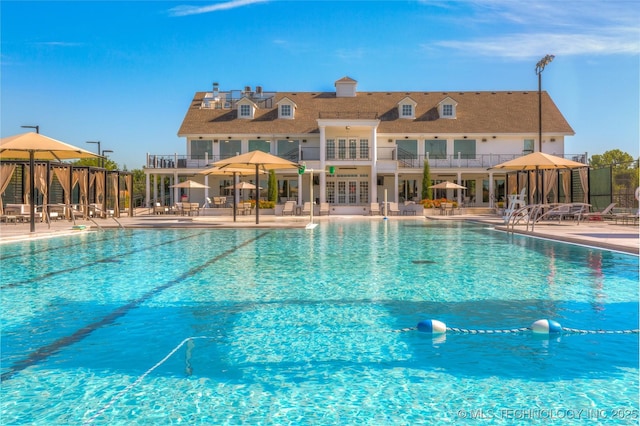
xmin=276 ymin=97 xmax=297 ymax=119
xmin=240 ymin=104 xmax=251 ymax=117
xmin=438 ymin=96 xmax=458 ymax=119
xmin=397 ymin=96 xmax=417 ymax=119
xmin=236 ymin=97 xmax=257 ymax=119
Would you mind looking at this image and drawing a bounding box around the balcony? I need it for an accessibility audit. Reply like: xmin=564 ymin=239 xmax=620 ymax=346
xmin=145 ymin=151 xmax=588 ymax=170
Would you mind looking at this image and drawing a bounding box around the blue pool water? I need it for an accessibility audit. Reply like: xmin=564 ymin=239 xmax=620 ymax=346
xmin=1 ymin=219 xmax=638 ymax=424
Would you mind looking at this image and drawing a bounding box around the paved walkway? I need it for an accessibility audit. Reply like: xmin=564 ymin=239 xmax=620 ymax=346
xmin=1 ymin=212 xmax=638 ymax=255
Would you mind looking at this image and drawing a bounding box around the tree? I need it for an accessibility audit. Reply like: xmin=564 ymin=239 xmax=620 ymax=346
xmin=421 ymin=160 xmax=432 ymax=200
xmin=589 ymin=149 xmax=635 ymax=169
xmin=73 ymin=157 xmax=118 ymax=170
xmin=267 ymin=169 xmax=278 ymax=203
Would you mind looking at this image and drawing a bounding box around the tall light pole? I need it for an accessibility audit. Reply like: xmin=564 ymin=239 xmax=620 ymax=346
xmin=21 ymin=125 xmax=39 ymax=232
xmin=102 ymin=150 xmax=114 ymax=168
xmin=21 ymin=125 xmax=39 ymax=134
xmin=86 ymin=141 xmax=101 ymax=167
xmin=535 ymin=54 xmax=554 ymax=153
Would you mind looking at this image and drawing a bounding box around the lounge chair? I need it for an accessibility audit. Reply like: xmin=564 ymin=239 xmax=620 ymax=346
xmin=282 ymin=200 xmax=296 ymax=216
xmin=301 ymin=202 xmax=312 ymax=216
xmin=370 ymin=202 xmax=381 ymax=215
xmin=582 ymin=203 xmax=616 ymax=221
xmin=387 ymin=202 xmax=400 ymax=216
xmin=154 ymin=202 xmax=169 ymax=215
xmin=319 ymin=202 xmax=330 ymax=216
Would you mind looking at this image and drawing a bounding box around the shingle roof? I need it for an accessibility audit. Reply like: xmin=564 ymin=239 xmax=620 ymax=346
xmin=178 ymin=90 xmax=574 ymax=136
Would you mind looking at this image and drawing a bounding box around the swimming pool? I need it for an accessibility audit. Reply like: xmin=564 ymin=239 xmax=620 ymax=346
xmin=1 ymin=219 xmax=638 ymax=424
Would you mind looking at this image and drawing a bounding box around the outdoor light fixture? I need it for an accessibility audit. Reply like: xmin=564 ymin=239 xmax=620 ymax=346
xmin=21 ymin=125 xmax=39 ymax=134
xmin=536 ymin=54 xmax=555 ymax=152
xmin=87 ymin=141 xmax=101 ymax=167
xmin=101 ymin=149 xmax=113 ymax=168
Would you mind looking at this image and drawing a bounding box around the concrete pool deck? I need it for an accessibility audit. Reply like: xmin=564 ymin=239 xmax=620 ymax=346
xmin=0 ymin=211 xmax=638 ymax=255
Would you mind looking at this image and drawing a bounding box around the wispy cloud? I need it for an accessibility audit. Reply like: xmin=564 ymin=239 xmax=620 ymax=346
xmin=425 ymin=1 xmax=640 ymax=59
xmin=34 ymin=41 xmax=85 ymax=47
xmin=168 ymin=0 xmax=268 ymax=17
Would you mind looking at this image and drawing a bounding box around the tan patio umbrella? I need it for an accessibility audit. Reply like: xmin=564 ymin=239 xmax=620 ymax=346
xmin=428 ymin=181 xmax=467 ymax=190
xmin=0 ymin=132 xmax=101 ymax=232
xmin=212 ymin=150 xmax=299 ymax=224
xmin=490 ymin=152 xmax=587 ymax=203
xmin=170 ymin=179 xmax=209 ymax=202
xmin=224 ymin=181 xmax=262 ymax=190
xmin=199 ymin=166 xmax=266 ymax=222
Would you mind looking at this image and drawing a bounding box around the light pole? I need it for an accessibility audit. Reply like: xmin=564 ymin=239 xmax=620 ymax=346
xmin=21 ymin=125 xmax=39 ymax=233
xmin=86 ymin=141 xmax=102 ymax=167
xmin=535 ymin=54 xmax=554 ymax=153
xmin=101 ymin=150 xmax=113 ymax=168
xmin=21 ymin=125 xmax=39 ymax=134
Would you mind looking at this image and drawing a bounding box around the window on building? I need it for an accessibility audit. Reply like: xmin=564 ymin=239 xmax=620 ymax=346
xmin=248 ymin=140 xmax=270 ymax=153
xmin=359 ymin=181 xmax=369 ymax=203
xmin=442 ymin=104 xmax=453 ymax=117
xmin=523 ymin=139 xmax=535 ymax=154
xmin=326 ymin=181 xmax=336 ymax=204
xmin=453 ymin=139 xmax=476 ymax=159
xmin=190 ymin=139 xmax=212 ymax=159
xmin=425 ymin=139 xmax=446 ymax=159
xmin=239 ymin=104 xmax=251 ymax=118
xmin=348 ymin=139 xmax=357 ymax=159
xmin=326 ymin=139 xmax=336 ymax=159
xmin=338 ymin=139 xmax=346 ymax=159
xmin=278 ymin=139 xmax=298 ymax=159
xmin=401 ymin=104 xmax=413 ymax=117
xmin=219 ymin=140 xmax=241 ymax=158
xmin=359 ymin=139 xmax=369 ymax=159
xmin=280 ymin=104 xmax=291 ymax=117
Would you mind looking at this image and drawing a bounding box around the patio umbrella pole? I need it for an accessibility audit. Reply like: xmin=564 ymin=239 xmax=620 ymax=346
xmin=255 ymin=164 xmax=259 ymax=224
xmin=232 ymin=172 xmax=237 ymax=222
xmin=29 ymin=150 xmax=35 ymax=233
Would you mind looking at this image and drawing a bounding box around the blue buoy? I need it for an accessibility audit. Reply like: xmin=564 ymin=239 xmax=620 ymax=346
xmin=417 ymin=319 xmax=447 ymax=334
xmin=530 ymin=319 xmax=562 ymax=334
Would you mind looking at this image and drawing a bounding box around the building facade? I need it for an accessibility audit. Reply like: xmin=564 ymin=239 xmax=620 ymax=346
xmin=145 ymin=77 xmax=578 ymax=212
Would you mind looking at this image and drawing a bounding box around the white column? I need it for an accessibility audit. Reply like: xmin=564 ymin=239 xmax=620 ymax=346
xmin=173 ymin=172 xmax=179 ymax=203
xmin=370 ymin=126 xmax=378 ymax=202
xmin=488 ymin=172 xmax=495 ymax=208
xmin=319 ymin=125 xmax=326 ymax=203
xmin=153 ymin=174 xmax=158 ymax=204
xmin=457 ymin=172 xmax=463 ymax=206
xmin=394 ymin=173 xmax=399 ymax=203
xmin=145 ymin=173 xmax=151 ymax=208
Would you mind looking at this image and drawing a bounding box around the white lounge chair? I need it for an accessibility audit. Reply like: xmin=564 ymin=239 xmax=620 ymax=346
xmin=282 ymin=200 xmax=296 ymax=216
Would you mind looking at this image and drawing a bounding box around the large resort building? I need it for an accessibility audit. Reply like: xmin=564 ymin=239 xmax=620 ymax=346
xmin=145 ymin=77 xmax=578 ymax=213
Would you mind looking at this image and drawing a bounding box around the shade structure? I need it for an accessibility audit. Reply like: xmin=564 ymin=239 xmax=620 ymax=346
xmin=199 ymin=166 xmax=267 ymax=222
xmin=224 ymin=181 xmax=262 ymax=190
xmin=212 ymin=151 xmax=299 ymax=224
xmin=170 ymin=179 xmax=209 ymax=202
xmin=0 ymin=132 xmax=101 ymax=232
xmin=429 ymin=181 xmax=467 ymax=190
xmin=490 ymin=152 xmax=587 ymax=171
xmin=169 ymin=179 xmax=209 ymax=189
xmin=491 ymin=152 xmax=587 ymax=203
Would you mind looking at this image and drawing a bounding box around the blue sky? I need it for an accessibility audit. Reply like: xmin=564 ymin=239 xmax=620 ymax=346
xmin=2 ymin=0 xmax=638 ymax=169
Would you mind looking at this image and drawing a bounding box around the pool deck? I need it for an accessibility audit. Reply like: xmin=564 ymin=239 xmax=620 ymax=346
xmin=0 ymin=211 xmax=638 ymax=255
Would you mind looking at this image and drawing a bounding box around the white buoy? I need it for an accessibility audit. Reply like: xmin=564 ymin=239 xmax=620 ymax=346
xmin=417 ymin=319 xmax=447 ymax=334
xmin=531 ymin=319 xmax=562 ymax=334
